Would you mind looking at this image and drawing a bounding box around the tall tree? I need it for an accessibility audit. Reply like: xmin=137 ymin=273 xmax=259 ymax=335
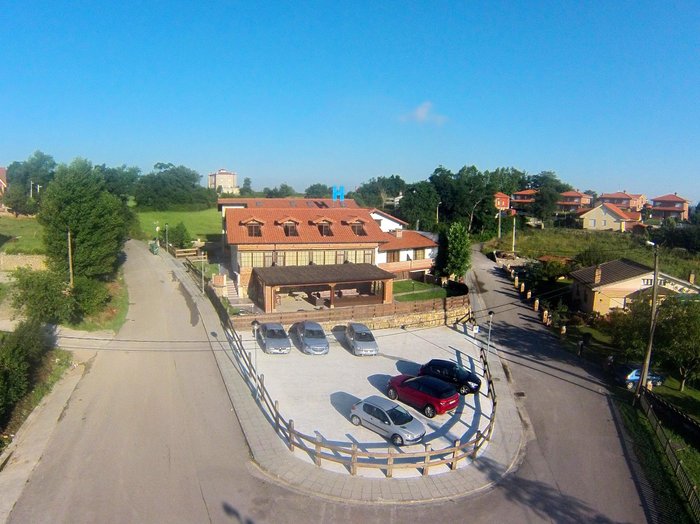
xmin=396 ymin=182 xmax=439 ymax=230
xmin=656 ymin=299 xmax=700 ymax=391
xmin=304 ymin=183 xmax=332 ymax=198
xmin=94 ymin=164 xmax=140 ymax=202
xmin=444 ymin=222 xmax=471 ymax=279
xmin=134 ymin=163 xmax=215 ymax=210
xmin=38 ymin=159 xmax=129 ymax=280
xmin=6 ymin=151 xmax=56 ymax=197
xmin=2 ymin=184 xmax=35 ymax=217
xmin=240 ymin=177 xmax=254 ymax=196
xmin=531 ymin=186 xmax=560 ymax=222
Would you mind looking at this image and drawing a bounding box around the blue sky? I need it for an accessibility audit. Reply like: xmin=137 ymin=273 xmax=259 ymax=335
xmin=1 ymin=1 xmax=698 ymax=203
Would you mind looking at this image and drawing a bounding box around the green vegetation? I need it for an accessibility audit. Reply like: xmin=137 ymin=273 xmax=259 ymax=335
xmin=394 ymin=280 xmax=437 ymax=293
xmin=0 ymin=216 xmax=45 ymax=254
xmin=654 ymin=377 xmax=700 ymax=422
xmin=395 ymin=288 xmax=447 ymax=302
xmin=486 ymin=228 xmax=700 ymax=281
xmin=615 ymin=396 xmax=694 ymax=523
xmin=70 ymin=271 xmax=129 ymax=332
xmin=0 ymin=347 xmax=72 ymax=453
xmin=136 ymin=209 xmax=221 ymax=242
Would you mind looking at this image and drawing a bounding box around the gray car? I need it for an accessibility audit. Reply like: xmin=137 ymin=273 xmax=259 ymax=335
xmin=350 ymin=395 xmax=425 ymax=446
xmin=258 ymin=323 xmax=292 ymax=354
xmin=346 ymin=322 xmax=379 ymax=356
xmin=296 ymin=320 xmax=329 ymax=355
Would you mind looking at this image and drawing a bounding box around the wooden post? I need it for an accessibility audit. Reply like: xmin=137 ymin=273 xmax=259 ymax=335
xmin=387 ymin=447 xmax=394 ymax=478
xmin=288 ymin=420 xmax=295 ymax=452
xmin=542 ymin=310 xmax=549 ymax=324
xmin=520 ymin=282 xmax=525 ymax=293
xmin=451 ymin=439 xmax=461 ymax=470
xmin=350 ymin=443 xmax=357 ymax=476
xmin=514 ymin=276 xmax=519 ymax=287
xmin=258 ymin=374 xmax=264 ymax=400
xmin=471 ymin=431 xmax=482 ymax=459
xmin=526 ymin=290 xmax=531 ymax=300
xmin=422 ymin=443 xmax=431 ymax=476
xmin=274 ymin=400 xmax=280 ymax=433
xmin=534 ymin=298 xmax=539 ymax=311
xmin=314 ymin=435 xmax=322 ymax=466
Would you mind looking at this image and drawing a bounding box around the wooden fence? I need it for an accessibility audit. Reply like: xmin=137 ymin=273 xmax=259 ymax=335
xmin=224 ymin=320 xmax=497 ymax=477
xmin=639 ymin=392 xmax=700 ymax=521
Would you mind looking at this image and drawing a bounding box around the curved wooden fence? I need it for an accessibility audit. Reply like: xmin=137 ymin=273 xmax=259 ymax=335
xmin=225 ymin=323 xmax=498 ymax=477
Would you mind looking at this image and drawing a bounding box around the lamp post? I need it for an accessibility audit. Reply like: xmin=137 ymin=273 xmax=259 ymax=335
xmin=201 ymin=251 xmax=205 ymax=294
xmin=436 ymin=201 xmax=442 ymax=224
xmin=250 ymin=320 xmax=259 ymax=391
xmin=634 ymin=241 xmax=660 ymax=404
xmin=486 ymin=311 xmax=494 ymax=361
xmin=165 ymin=223 xmax=169 ymax=254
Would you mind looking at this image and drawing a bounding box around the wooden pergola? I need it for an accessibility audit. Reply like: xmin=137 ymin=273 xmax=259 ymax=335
xmin=251 ymin=263 xmax=395 ymax=313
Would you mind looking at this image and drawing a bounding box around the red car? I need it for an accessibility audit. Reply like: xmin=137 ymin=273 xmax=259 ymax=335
xmin=387 ymin=375 xmax=460 ymax=418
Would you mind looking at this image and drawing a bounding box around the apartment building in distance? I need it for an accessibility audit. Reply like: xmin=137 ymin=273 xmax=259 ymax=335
xmin=649 ymin=193 xmax=690 ymax=221
xmin=597 ymin=191 xmax=646 ymax=212
xmin=208 ymin=169 xmax=239 ymax=195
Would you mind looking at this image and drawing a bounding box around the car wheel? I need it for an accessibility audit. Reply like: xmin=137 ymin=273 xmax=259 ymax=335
xmin=391 ymin=434 xmax=404 ymax=446
xmin=626 ymin=381 xmax=635 ymax=390
xmin=387 ymin=387 xmax=398 ymax=400
xmin=423 ymin=405 xmax=436 ymax=418
xmin=350 ymin=415 xmax=361 ymax=426
xmin=459 ymin=385 xmax=469 ymax=395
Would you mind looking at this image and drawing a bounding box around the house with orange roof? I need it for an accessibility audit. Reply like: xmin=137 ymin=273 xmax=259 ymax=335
xmin=650 ymin=193 xmax=690 ymax=221
xmin=494 ymin=192 xmax=510 ymax=211
xmin=510 ymin=189 xmax=537 ymax=211
xmin=598 ymin=191 xmax=646 ymax=212
xmin=376 ymin=230 xmax=437 ymax=280
xmin=0 ymin=167 xmax=7 ymax=195
xmin=579 ymin=203 xmax=641 ymax=232
xmin=557 ymin=190 xmax=592 ymax=212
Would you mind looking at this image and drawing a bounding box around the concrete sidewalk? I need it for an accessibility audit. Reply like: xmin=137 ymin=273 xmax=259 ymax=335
xmin=163 ymin=254 xmax=525 ymax=503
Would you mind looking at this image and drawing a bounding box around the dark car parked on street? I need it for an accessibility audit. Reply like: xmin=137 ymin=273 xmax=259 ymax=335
xmin=387 ymin=375 xmax=460 ymax=418
xmin=419 ymin=359 xmax=482 ymax=395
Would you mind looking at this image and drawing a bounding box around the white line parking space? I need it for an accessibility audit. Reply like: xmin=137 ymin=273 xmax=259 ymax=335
xmin=238 ymin=325 xmax=494 ymax=478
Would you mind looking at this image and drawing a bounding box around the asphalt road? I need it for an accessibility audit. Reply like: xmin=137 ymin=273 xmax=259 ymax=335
xmin=7 ymin=241 xmax=650 ymax=523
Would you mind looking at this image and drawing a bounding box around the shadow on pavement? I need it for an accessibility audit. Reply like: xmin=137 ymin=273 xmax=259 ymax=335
xmin=395 ymin=360 xmax=420 ymax=375
xmin=367 ymin=374 xmax=391 ymax=394
xmin=330 ymin=391 xmax=361 ymax=421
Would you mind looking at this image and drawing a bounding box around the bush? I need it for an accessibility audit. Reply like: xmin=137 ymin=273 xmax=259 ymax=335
xmin=12 ymin=268 xmax=77 ymax=324
xmin=73 ymin=277 xmax=110 ymax=316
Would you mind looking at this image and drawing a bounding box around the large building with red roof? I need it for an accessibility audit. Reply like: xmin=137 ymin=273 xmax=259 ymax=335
xmin=597 ymin=192 xmax=646 ymax=212
xmin=650 ymin=193 xmax=690 ymax=221
xmin=557 ymin=190 xmax=592 ymax=212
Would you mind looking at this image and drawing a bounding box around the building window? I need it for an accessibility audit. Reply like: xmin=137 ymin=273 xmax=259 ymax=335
xmin=283 ymin=222 xmax=299 ymax=237
xmin=264 ymin=252 xmax=274 ymax=267
xmin=387 ymin=251 xmax=399 ymax=263
xmin=642 ymin=278 xmax=653 ymax=286
xmin=297 ymin=251 xmax=309 ymax=266
xmin=364 ymin=250 xmax=373 ymax=264
xmin=247 ymin=223 xmax=262 ymax=237
xmin=251 ymin=252 xmax=264 ymax=267
xmin=414 ymin=248 xmax=425 ymax=260
xmin=318 ymin=222 xmax=333 ymax=236
xmin=311 ymin=250 xmax=324 ymax=265
xmin=239 ymin=252 xmax=252 ymax=268
xmin=589 ymin=219 xmax=596 ymax=227
xmin=336 ymin=251 xmax=345 ymax=264
xmin=351 ymin=223 xmax=367 ymax=236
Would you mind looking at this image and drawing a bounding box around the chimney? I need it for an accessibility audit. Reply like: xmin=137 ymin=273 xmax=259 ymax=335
xmin=394 ymin=229 xmax=403 ymax=238
xmin=594 ymin=265 xmax=602 ymax=284
xmin=690 ymin=272 xmax=696 ymax=285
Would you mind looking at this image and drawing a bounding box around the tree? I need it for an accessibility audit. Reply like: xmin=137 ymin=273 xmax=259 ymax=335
xmin=304 ymin=183 xmax=332 ymax=198
xmin=575 ymin=245 xmax=610 ymax=268
xmin=6 ymin=151 xmax=56 ymax=199
xmin=609 ymin=299 xmax=652 ymax=360
xmin=444 ymin=222 xmax=471 ymax=279
xmin=531 ymin=185 xmax=560 ymax=222
xmin=655 ymin=299 xmax=700 ymax=391
xmin=134 ymin=163 xmax=216 ymax=210
xmin=38 ymin=159 xmax=129 ymax=280
xmin=528 ymin=171 xmax=572 ymax=193
xmin=263 ymin=183 xmax=296 ymax=198
xmin=94 ymin=164 xmax=140 ymax=202
xmin=169 ymin=222 xmax=192 ymax=249
xmin=11 ymin=268 xmax=78 ymax=323
xmin=240 ymin=177 xmax=254 ymax=196
xmin=396 ymin=182 xmax=439 ymax=230
xmin=2 ymin=184 xmax=34 ymax=217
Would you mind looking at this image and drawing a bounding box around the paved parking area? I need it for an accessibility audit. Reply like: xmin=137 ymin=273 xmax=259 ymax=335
xmin=238 ymin=324 xmax=494 ymax=478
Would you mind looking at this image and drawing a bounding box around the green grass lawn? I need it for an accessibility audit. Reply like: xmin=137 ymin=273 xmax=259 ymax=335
xmin=394 ymin=280 xmax=438 ymax=294
xmin=0 ymin=215 xmax=45 ymax=254
xmin=395 ymin=288 xmax=447 ymax=301
xmin=136 ymin=209 xmax=222 ymax=242
xmin=654 ymin=377 xmax=700 ymax=422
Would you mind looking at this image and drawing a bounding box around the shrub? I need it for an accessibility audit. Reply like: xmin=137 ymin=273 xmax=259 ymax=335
xmin=11 ymin=268 xmax=77 ymax=324
xmin=73 ymin=277 xmax=110 ymax=316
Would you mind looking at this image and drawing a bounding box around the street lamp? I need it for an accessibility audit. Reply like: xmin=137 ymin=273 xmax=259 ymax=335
xmin=436 ymin=202 xmax=442 ymax=224
xmin=165 ymin=223 xmax=169 ymax=254
xmin=486 ymin=311 xmax=494 ymax=361
xmin=634 ymin=241 xmax=660 ymax=404
xmin=250 ymin=320 xmax=260 ymax=389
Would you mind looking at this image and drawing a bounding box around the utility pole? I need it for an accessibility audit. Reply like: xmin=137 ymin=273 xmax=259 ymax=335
xmin=29 ymin=180 xmax=33 ymax=199
xmin=635 ymin=242 xmax=660 ymax=404
xmin=436 ymin=202 xmax=441 ymax=224
xmin=497 ymin=211 xmax=502 ymax=239
xmin=67 ymin=228 xmax=74 ymax=288
xmin=511 ymin=215 xmax=516 ymax=254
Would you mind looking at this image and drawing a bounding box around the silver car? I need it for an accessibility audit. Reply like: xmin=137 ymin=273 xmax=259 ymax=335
xmin=346 ymin=322 xmax=378 ymax=356
xmin=350 ymin=395 xmax=425 ymax=446
xmin=258 ymin=323 xmax=292 ymax=354
xmin=296 ymin=320 xmax=329 ymax=355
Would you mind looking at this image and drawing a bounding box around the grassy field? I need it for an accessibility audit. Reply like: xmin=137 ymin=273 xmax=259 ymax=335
xmin=136 ymin=209 xmax=222 ymax=242
xmin=0 ymin=215 xmax=44 ymax=254
xmin=485 ymin=228 xmax=700 ymax=281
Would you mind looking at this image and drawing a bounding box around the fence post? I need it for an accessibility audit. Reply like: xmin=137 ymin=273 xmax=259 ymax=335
xmin=451 ymin=439 xmax=461 ymax=470
xmin=274 ymin=400 xmax=280 ymax=433
xmin=422 ymin=443 xmax=431 ymax=476
xmin=314 ymin=435 xmax=322 ymax=467
xmin=387 ymin=447 xmax=394 ymax=478
xmin=471 ymin=431 xmax=482 ymax=459
xmin=350 ymin=444 xmax=357 ymax=476
xmin=258 ymin=374 xmax=264 ymax=400
xmin=288 ymin=420 xmax=295 ymax=452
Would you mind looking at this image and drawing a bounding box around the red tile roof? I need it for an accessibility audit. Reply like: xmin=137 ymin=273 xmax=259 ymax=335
xmin=559 ymin=190 xmax=589 ymax=198
xmin=369 ymin=208 xmax=408 ymax=226
xmin=651 ymin=193 xmax=688 ymax=203
xmin=226 ymin=207 xmax=388 ymax=245
xmin=378 ymin=231 xmax=437 ymax=252
xmin=600 ymin=192 xmax=634 ymax=199
xmin=513 ymin=189 xmax=538 ymax=196
xmin=601 ymin=203 xmax=641 ymax=221
xmin=494 ymin=192 xmax=510 ymax=198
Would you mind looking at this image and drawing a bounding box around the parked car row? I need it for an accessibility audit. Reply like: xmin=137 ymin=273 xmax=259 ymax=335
xmin=256 ymin=321 xmax=379 ymax=356
xmin=351 ymin=358 xmax=483 ymax=446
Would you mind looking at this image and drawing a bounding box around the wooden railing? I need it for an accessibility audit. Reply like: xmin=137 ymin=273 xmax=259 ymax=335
xmin=224 ymin=320 xmax=497 ymax=477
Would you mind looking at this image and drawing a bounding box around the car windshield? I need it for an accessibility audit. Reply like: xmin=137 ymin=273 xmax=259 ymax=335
xmin=455 ymin=367 xmax=476 ymax=381
xmin=387 ymin=406 xmax=413 ymax=426
xmin=267 ymin=329 xmax=286 ymax=339
xmin=306 ymin=329 xmax=325 ymax=338
xmin=355 ymin=331 xmax=375 ymax=342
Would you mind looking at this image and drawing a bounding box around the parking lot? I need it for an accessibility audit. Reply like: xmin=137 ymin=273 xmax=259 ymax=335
xmin=238 ymin=324 xmax=494 ymax=478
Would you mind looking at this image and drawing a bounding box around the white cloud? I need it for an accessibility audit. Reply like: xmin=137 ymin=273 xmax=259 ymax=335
xmin=400 ymin=101 xmax=447 ymax=125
